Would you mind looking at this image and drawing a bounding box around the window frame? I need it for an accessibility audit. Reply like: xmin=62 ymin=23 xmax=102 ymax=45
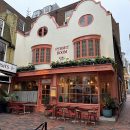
xmin=79 ymin=14 xmax=93 ymax=27
xmin=0 ymin=39 xmax=7 ymax=61
xmin=58 ymin=74 xmax=99 ymax=104
xmin=0 ymin=19 xmax=5 ymax=37
xmin=73 ymin=35 xmax=101 ymax=60
xmin=37 ymin=26 xmax=48 ymax=37
xmin=18 ymin=19 xmax=25 ymax=32
xmin=31 ymin=44 xmax=52 ymax=65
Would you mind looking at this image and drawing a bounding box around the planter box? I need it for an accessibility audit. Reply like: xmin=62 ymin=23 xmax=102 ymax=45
xmin=103 ymin=109 xmax=112 ymax=117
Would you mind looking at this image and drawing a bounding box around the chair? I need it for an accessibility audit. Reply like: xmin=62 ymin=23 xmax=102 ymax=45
xmin=44 ymin=104 xmax=53 ymax=117
xmin=88 ymin=107 xmax=98 ymax=125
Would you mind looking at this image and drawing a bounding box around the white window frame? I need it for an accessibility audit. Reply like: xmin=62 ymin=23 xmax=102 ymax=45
xmin=65 ymin=10 xmax=73 ymax=23
xmin=0 ymin=18 xmax=5 ymax=37
xmin=18 ymin=19 xmax=25 ymax=32
xmin=0 ymin=39 xmax=7 ymax=61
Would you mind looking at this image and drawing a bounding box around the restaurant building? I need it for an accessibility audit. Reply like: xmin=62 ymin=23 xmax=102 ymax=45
xmin=13 ymin=0 xmax=124 ymax=115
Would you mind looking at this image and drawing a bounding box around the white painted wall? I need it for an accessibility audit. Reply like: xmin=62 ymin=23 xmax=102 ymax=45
xmin=14 ymin=0 xmax=114 ymax=70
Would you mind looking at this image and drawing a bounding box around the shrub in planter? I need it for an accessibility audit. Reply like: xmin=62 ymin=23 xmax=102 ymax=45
xmin=102 ymin=95 xmax=116 ymax=117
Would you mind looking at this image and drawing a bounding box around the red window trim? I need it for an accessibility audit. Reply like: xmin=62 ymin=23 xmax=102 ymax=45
xmin=32 ymin=44 xmax=52 ymax=65
xmin=78 ymin=14 xmax=94 ymax=27
xmin=73 ymin=35 xmax=101 ymax=60
xmin=37 ymin=26 xmax=48 ymax=37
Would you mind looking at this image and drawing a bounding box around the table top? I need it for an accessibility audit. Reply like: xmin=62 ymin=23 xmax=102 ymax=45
xmin=23 ymin=103 xmax=37 ymax=106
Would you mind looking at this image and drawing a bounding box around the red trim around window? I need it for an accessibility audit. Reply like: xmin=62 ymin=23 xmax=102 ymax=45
xmin=78 ymin=14 xmax=94 ymax=27
xmin=73 ymin=35 xmax=101 ymax=60
xmin=37 ymin=26 xmax=48 ymax=37
xmin=31 ymin=44 xmax=52 ymax=65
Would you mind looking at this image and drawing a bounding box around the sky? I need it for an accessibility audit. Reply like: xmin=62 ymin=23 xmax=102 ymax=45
xmin=4 ymin=0 xmax=130 ymax=62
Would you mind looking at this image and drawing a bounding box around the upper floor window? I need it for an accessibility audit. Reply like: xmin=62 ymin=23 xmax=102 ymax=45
xmin=18 ymin=19 xmax=25 ymax=32
xmin=0 ymin=19 xmax=4 ymax=37
xmin=38 ymin=26 xmax=48 ymax=37
xmin=73 ymin=35 xmax=100 ymax=59
xmin=79 ymin=14 xmax=93 ymax=27
xmin=65 ymin=10 xmax=73 ymax=23
xmin=32 ymin=44 xmax=52 ymax=64
xmin=0 ymin=40 xmax=6 ymax=61
xmin=32 ymin=10 xmax=42 ymax=18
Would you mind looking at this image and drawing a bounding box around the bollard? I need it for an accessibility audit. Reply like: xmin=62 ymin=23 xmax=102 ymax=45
xmin=45 ymin=122 xmax=47 ymax=130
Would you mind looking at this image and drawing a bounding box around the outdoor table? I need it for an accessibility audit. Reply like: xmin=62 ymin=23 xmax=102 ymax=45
xmin=23 ymin=103 xmax=36 ymax=114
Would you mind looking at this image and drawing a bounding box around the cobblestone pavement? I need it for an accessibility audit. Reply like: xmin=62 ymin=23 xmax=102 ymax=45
xmin=0 ymin=95 xmax=130 ymax=130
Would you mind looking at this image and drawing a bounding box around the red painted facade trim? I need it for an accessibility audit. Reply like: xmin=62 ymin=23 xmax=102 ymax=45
xmin=73 ymin=34 xmax=101 ymax=43
xmin=17 ymin=64 xmax=114 ymax=77
xmin=78 ymin=14 xmax=94 ymax=27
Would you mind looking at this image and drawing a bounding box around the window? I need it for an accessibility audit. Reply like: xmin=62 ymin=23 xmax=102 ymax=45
xmin=32 ymin=10 xmax=42 ymax=18
xmin=0 ymin=19 xmax=4 ymax=37
xmin=59 ymin=74 xmax=98 ymax=104
xmin=0 ymin=40 xmax=6 ymax=61
xmin=73 ymin=35 xmax=100 ymax=59
xmin=32 ymin=44 xmax=52 ymax=64
xmin=18 ymin=19 xmax=25 ymax=32
xmin=79 ymin=14 xmax=93 ymax=27
xmin=65 ymin=10 xmax=73 ymax=23
xmin=38 ymin=27 xmax=48 ymax=37
xmin=42 ymin=84 xmax=50 ymax=104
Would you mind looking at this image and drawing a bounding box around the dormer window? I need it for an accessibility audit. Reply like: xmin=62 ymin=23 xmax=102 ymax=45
xmin=38 ymin=27 xmax=48 ymax=37
xmin=65 ymin=10 xmax=73 ymax=23
xmin=18 ymin=19 xmax=25 ymax=32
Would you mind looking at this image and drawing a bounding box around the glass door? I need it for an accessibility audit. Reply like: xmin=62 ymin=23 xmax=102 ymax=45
xmin=42 ymin=84 xmax=50 ymax=105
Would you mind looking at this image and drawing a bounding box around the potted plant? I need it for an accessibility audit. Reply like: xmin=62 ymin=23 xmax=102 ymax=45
xmin=102 ymin=95 xmax=116 ymax=117
xmin=0 ymin=88 xmax=17 ymax=113
xmin=59 ymin=95 xmax=63 ymax=102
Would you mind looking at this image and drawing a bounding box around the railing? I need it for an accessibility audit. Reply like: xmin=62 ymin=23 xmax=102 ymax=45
xmin=34 ymin=122 xmax=47 ymax=130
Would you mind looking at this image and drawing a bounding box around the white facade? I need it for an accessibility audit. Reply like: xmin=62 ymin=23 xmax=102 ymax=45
xmin=14 ymin=0 xmax=114 ymax=70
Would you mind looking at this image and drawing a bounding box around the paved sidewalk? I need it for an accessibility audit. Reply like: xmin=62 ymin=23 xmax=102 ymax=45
xmin=0 ymin=95 xmax=130 ymax=130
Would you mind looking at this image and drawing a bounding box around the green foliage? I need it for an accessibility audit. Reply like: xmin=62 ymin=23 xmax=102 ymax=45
xmin=50 ymin=57 xmax=116 ymax=69
xmin=59 ymin=95 xmax=63 ymax=102
xmin=103 ymin=95 xmax=116 ymax=110
xmin=0 ymin=88 xmax=17 ymax=102
xmin=17 ymin=65 xmax=35 ymax=72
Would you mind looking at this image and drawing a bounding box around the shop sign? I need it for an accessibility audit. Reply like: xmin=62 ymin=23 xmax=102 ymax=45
xmin=55 ymin=46 xmax=69 ymax=55
xmin=0 ymin=61 xmax=17 ymax=73
xmin=42 ymin=79 xmax=51 ymax=84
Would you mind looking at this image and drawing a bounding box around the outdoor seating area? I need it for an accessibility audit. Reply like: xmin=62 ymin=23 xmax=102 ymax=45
xmin=8 ymin=101 xmax=36 ymax=114
xmin=44 ymin=103 xmax=99 ymax=125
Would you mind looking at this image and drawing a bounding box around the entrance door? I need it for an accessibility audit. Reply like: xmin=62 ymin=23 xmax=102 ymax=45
xmin=42 ymin=84 xmax=50 ymax=105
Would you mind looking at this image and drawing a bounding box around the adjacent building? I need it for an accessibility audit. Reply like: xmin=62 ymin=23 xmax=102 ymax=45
xmin=122 ymin=52 xmax=130 ymax=93
xmin=0 ymin=0 xmax=31 ymax=90
xmin=0 ymin=18 xmax=16 ymax=90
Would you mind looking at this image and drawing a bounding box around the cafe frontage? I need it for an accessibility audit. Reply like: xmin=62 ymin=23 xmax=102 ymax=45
xmin=13 ymin=63 xmax=118 ymax=117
